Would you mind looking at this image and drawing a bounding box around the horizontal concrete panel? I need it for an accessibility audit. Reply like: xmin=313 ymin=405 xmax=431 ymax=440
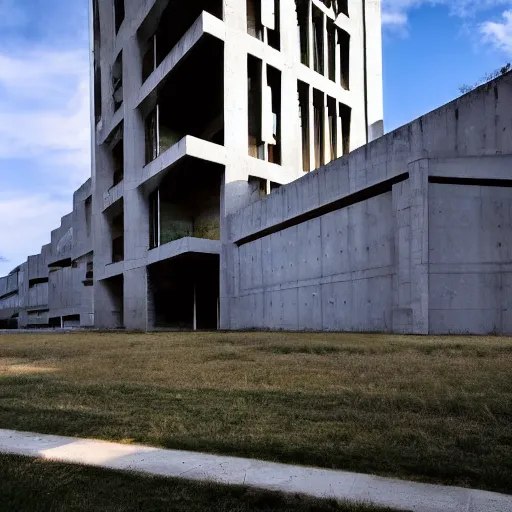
xmin=429 ymin=183 xmax=512 ymax=265
xmin=430 ymin=309 xmax=502 ymax=335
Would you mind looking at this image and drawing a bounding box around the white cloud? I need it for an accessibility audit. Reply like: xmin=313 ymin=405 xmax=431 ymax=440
xmin=0 ymin=44 xmax=91 ymax=276
xmin=0 ymin=193 xmax=72 ymax=276
xmin=382 ymin=0 xmax=512 ymax=29
xmin=0 ymin=49 xmax=91 ymax=186
xmin=481 ymin=10 xmax=512 ymax=54
xmin=382 ymin=11 xmax=408 ymax=27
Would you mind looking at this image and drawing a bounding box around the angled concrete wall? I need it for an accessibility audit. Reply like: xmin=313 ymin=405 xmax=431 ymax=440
xmin=223 ymin=72 xmax=512 ymax=334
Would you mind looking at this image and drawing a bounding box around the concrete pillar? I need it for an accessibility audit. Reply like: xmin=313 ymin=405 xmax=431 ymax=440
xmin=122 ymin=34 xmax=150 ymax=330
xmin=124 ymin=267 xmax=148 ymax=331
xmin=95 ymin=278 xmax=122 ymax=329
xmin=392 ymin=159 xmax=429 ymax=334
xmin=364 ymin=0 xmax=384 ymax=140
xmin=220 ymin=0 xmax=251 ymax=329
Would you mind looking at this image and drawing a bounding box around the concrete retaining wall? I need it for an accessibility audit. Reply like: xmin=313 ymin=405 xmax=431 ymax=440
xmin=222 ymin=72 xmax=512 ymax=334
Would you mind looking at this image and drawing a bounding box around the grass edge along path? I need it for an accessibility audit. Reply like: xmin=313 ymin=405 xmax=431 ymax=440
xmin=0 ymin=453 xmax=397 ymax=512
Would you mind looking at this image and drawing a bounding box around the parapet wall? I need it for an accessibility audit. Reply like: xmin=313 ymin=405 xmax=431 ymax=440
xmin=222 ymin=73 xmax=512 ymax=334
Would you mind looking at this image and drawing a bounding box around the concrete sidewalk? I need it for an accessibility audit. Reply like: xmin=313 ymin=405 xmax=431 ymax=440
xmin=0 ymin=429 xmax=510 ymax=512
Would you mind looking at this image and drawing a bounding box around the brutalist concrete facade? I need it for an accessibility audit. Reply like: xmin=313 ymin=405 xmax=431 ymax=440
xmin=224 ymin=73 xmax=512 ymax=335
xmin=0 ymin=180 xmax=93 ymax=329
xmin=3 ymin=3 xmax=512 ymax=335
xmin=90 ymin=0 xmax=382 ymax=330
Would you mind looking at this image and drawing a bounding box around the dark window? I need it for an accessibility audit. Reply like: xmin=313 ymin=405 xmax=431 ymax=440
xmin=267 ymin=65 xmax=281 ymax=165
xmin=145 ymin=108 xmax=158 ymax=164
xmin=247 ymin=0 xmax=263 ymax=40
xmin=86 ymin=261 xmax=94 ymax=280
xmin=149 ymin=189 xmax=159 ymax=249
xmin=339 ymin=30 xmax=350 ymax=90
xmin=312 ymin=6 xmax=324 ymax=75
xmin=340 ymin=103 xmax=351 ymax=155
xmin=142 ymin=35 xmax=156 ymax=83
xmin=267 ymin=0 xmax=280 ymax=50
xmin=114 ymin=0 xmax=125 ymax=34
xmin=313 ymin=90 xmax=325 ymax=169
xmin=94 ymin=67 xmax=102 ymax=124
xmin=112 ymin=138 xmax=124 ymax=186
xmin=297 ymin=0 xmax=309 ymax=66
xmin=327 ymin=20 xmax=336 ymax=82
xmin=112 ymin=52 xmax=123 ymax=112
xmin=248 ymin=56 xmax=263 ymax=160
xmin=298 ymin=81 xmax=310 ymax=172
xmin=85 ymin=196 xmax=92 ymax=237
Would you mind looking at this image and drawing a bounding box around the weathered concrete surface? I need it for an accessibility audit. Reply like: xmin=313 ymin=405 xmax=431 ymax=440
xmin=0 ymin=180 xmax=93 ymax=329
xmin=0 ymin=429 xmax=510 ymax=512
xmin=223 ymin=72 xmax=512 ymax=334
xmin=89 ymin=0 xmax=381 ymax=330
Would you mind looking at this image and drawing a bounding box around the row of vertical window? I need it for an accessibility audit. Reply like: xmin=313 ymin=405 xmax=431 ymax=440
xmin=300 ymin=2 xmax=350 ymax=89
xmin=247 ymin=54 xmax=351 ymax=171
xmin=247 ymin=0 xmax=281 ymax=50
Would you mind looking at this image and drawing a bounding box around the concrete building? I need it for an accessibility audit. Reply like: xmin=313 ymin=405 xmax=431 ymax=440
xmin=223 ymin=72 xmax=512 ymax=335
xmin=0 ymin=180 xmax=93 ymax=329
xmin=90 ymin=0 xmax=383 ymax=330
xmin=3 ymin=2 xmax=512 ymax=336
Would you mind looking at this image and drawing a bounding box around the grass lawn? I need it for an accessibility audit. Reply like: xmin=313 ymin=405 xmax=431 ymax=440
xmin=0 ymin=331 xmax=511 ymax=494
xmin=0 ymin=453 xmax=393 ymax=512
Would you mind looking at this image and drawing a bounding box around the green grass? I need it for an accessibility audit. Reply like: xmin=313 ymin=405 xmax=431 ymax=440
xmin=0 ymin=454 xmax=394 ymax=512
xmin=0 ymin=331 xmax=511 ymax=494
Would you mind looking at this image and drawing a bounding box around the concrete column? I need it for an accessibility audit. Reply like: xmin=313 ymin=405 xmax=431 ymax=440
xmin=364 ymin=0 xmax=384 ymax=140
xmin=95 ymin=278 xmax=122 ymax=329
xmin=124 ymin=267 xmax=148 ymax=331
xmin=220 ymin=0 xmax=251 ymax=329
xmin=392 ymin=159 xmax=429 ymax=334
xmin=348 ymin=0 xmax=368 ymax=149
xmin=122 ymin=34 xmax=150 ymax=330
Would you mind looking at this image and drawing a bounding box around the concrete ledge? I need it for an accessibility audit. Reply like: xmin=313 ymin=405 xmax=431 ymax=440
xmin=103 ymin=182 xmax=125 ymax=213
xmin=0 ymin=429 xmax=510 ymax=512
xmin=429 ymin=155 xmax=512 ymax=180
xmin=100 ymin=262 xmax=125 ymax=281
xmin=139 ymin=136 xmax=225 ymax=189
xmin=148 ymin=237 xmax=220 ymax=266
xmin=98 ymin=107 xmax=124 ymax=147
xmin=137 ymin=12 xmax=225 ymax=110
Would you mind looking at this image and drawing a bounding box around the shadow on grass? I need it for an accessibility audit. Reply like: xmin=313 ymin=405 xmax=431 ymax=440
xmin=1 ymin=375 xmax=511 ymax=494
xmin=0 ymin=453 xmax=393 ymax=512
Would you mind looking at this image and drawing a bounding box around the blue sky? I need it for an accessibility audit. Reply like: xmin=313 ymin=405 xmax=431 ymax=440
xmin=0 ymin=0 xmax=512 ymax=276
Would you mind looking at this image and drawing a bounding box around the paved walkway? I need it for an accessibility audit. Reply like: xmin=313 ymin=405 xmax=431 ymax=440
xmin=0 ymin=429 xmax=510 ymax=512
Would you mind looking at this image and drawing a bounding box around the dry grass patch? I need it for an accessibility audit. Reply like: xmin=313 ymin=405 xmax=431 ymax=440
xmin=0 ymin=331 xmax=511 ymax=493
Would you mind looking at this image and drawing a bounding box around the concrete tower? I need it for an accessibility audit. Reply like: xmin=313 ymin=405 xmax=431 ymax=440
xmin=89 ymin=0 xmax=383 ymax=330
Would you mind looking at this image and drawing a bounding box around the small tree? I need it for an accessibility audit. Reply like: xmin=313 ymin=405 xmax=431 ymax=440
xmin=459 ymin=63 xmax=511 ymax=95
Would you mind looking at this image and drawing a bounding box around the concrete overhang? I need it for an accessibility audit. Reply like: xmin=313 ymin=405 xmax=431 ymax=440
xmin=0 ymin=307 xmax=18 ymax=321
xmin=102 ymin=181 xmax=125 ymax=213
xmin=0 ymin=290 xmax=18 ymax=301
xmin=148 ymin=237 xmax=221 ymax=266
xmin=48 ymin=258 xmax=72 ymax=269
xmin=100 ymin=261 xmax=124 ymax=281
xmin=139 ymin=136 xmax=225 ymax=192
xmin=136 ymin=11 xmax=225 ymax=111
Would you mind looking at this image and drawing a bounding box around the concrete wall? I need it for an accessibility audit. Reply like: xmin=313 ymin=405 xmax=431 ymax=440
xmin=223 ymin=72 xmax=512 ymax=334
xmin=90 ymin=0 xmax=381 ymax=330
xmin=429 ymin=182 xmax=512 ymax=334
xmin=0 ymin=180 xmax=94 ymax=328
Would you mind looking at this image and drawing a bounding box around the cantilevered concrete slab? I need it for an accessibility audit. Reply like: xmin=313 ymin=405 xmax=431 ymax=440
xmin=147 ymin=237 xmax=220 ymax=266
